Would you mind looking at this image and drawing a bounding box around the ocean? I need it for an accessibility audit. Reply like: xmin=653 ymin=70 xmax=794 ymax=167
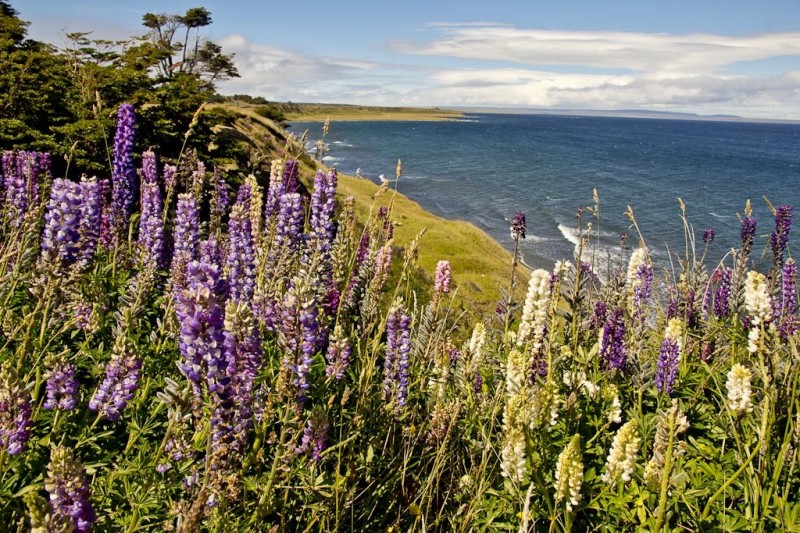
xmin=293 ymin=114 xmax=800 ymax=273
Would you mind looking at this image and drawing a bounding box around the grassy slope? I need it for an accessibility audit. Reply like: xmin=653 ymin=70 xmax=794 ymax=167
xmin=209 ymin=103 xmax=526 ymax=315
xmin=285 ymin=104 xmax=464 ymax=122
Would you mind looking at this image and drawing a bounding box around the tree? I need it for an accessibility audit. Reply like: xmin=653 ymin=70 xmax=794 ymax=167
xmin=138 ymin=7 xmax=238 ymax=87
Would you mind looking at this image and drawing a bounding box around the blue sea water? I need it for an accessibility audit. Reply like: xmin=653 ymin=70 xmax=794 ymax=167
xmin=294 ymin=114 xmax=800 ymax=272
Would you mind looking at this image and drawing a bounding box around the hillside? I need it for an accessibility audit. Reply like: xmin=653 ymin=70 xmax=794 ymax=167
xmin=208 ymin=102 xmax=527 ymax=316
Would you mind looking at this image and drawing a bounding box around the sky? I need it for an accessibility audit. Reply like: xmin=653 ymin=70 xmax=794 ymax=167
xmin=17 ymin=0 xmax=800 ymax=119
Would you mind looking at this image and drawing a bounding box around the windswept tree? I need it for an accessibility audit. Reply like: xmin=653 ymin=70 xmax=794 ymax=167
xmin=138 ymin=7 xmax=239 ymax=86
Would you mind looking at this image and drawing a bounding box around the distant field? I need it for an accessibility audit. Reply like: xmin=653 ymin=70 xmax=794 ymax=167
xmin=284 ymin=104 xmax=464 ymax=122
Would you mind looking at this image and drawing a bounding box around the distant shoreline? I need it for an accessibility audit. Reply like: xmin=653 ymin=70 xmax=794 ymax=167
xmin=286 ymin=106 xmax=464 ymax=122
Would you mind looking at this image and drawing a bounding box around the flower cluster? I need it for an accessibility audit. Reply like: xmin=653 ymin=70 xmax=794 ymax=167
xmin=41 ymin=178 xmax=83 ymax=264
xmin=325 ymin=325 xmax=352 ymax=380
xmin=554 ymin=434 xmax=584 ymax=512
xmin=44 ymin=446 xmax=95 ymax=532
xmin=384 ymin=304 xmax=412 ymax=414
xmin=726 ymin=363 xmax=753 ymax=414
xmin=603 ymin=420 xmax=640 ymax=486
xmin=702 ymin=227 xmax=715 ymax=244
xmin=88 ymin=338 xmax=142 ymax=421
xmin=516 ymin=268 xmax=551 ymax=352
xmin=644 ymin=399 xmax=689 ymax=490
xmin=434 ymin=260 xmax=451 ymax=295
xmin=295 ymin=414 xmax=330 ymax=462
xmin=0 ymin=363 xmax=32 ymax=455
xmin=656 ymin=318 xmax=683 ymax=394
xmin=171 ymin=194 xmax=200 ymax=294
xmin=226 ymin=203 xmax=256 ymax=303
xmin=43 ymin=361 xmax=78 ymax=411
xmin=111 ymin=103 xmax=137 ymax=231
xmin=510 ymin=211 xmax=526 ymax=240
xmin=600 ymin=307 xmax=627 ymax=370
xmin=770 ymin=205 xmax=793 ymax=264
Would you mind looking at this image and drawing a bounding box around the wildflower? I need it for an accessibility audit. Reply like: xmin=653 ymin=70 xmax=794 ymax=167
xmin=713 ymin=267 xmax=733 ymax=318
xmin=3 ymin=151 xmax=27 ymax=224
xmin=741 ymin=215 xmax=757 ymax=251
xmin=517 ymin=269 xmax=551 ymax=352
xmin=655 ymin=318 xmax=683 ymax=394
xmin=726 ymin=363 xmax=753 ymax=414
xmin=171 ymin=194 xmax=200 ymax=294
xmin=0 ymin=363 xmax=32 ymax=455
xmin=434 ymin=260 xmax=451 ymax=294
xmin=88 ymin=338 xmax=142 ymax=421
xmin=309 ymin=169 xmax=338 ymax=248
xmin=244 ymin=174 xmax=264 ymax=241
xmin=600 ymin=307 xmax=627 ymax=371
xmin=295 ymin=414 xmax=330 ymax=461
xmin=591 ymin=300 xmax=608 ymax=330
xmin=225 ymin=203 xmax=256 ymax=303
xmin=264 ymin=161 xmax=287 ymax=220
xmin=468 ymin=322 xmax=486 ymax=362
xmin=702 ymin=227 xmax=715 ymax=244
xmin=325 ymin=325 xmax=352 ymax=380
xmin=43 ymin=361 xmax=78 ymax=411
xmin=175 ymin=259 xmax=230 ymax=401
xmin=111 ymin=103 xmax=137 ymax=231
xmin=779 ymin=259 xmax=799 ymax=337
xmin=602 ymin=420 xmax=641 ymax=486
xmin=45 ymin=446 xmax=95 ymax=532
xmin=138 ymin=166 xmax=165 ymax=269
xmin=275 ymin=192 xmax=304 ymax=252
xmin=506 ymin=348 xmax=528 ymax=395
xmin=510 ymin=211 xmax=526 ymax=240
xmin=554 ymin=434 xmax=583 ymax=512
xmin=278 ymin=281 xmax=318 ymax=407
xmin=283 ymin=158 xmax=299 ymax=192
xmin=770 ymin=205 xmax=793 ymax=265
xmin=77 ymin=177 xmax=102 ymax=267
xmin=644 ymin=399 xmax=689 ymax=490
xmin=627 ymin=248 xmax=652 ymax=313
xmin=605 ymin=384 xmax=623 ymax=424
xmin=384 ymin=303 xmax=412 ymax=414
xmin=500 ymin=426 xmax=527 ymax=483
xmin=41 ymin=178 xmax=82 ymax=264
xmin=744 ymin=270 xmax=771 ymax=325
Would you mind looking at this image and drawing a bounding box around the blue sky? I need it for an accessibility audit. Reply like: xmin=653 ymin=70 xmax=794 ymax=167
xmin=18 ymin=0 xmax=800 ymax=119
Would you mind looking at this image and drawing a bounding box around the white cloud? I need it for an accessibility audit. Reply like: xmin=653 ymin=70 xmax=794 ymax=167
xmin=397 ymin=25 xmax=800 ymax=74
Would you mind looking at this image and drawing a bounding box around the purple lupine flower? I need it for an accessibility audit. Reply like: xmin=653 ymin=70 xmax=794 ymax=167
xmin=171 ymin=194 xmax=199 ymax=294
xmin=685 ymin=289 xmax=699 ymax=330
xmin=779 ymin=258 xmax=799 ymax=338
xmin=279 ymin=283 xmax=318 ymax=406
xmin=4 ymin=152 xmax=27 ymax=225
xmin=714 ymin=268 xmax=733 ymax=319
xmin=283 ymin=159 xmax=299 ymax=193
xmin=214 ymin=167 xmax=229 ymax=216
xmin=0 ymin=364 xmax=32 ymax=455
xmin=200 ymin=235 xmax=223 ymax=268
xmin=591 ymin=300 xmax=608 ymax=331
xmin=373 ymin=244 xmax=393 ymax=289
xmin=309 ymin=169 xmax=338 ymax=248
xmin=632 ymin=262 xmax=653 ymax=312
xmin=43 ymin=361 xmax=78 ymax=411
xmin=655 ymin=321 xmax=682 ymax=394
xmin=175 ymin=259 xmax=230 ymax=400
xmin=138 ymin=175 xmax=165 ymax=269
xmin=236 ymin=183 xmax=252 ymax=211
xmin=771 ymin=205 xmax=793 ymax=265
xmin=77 ymin=177 xmax=102 ymax=267
xmin=275 ymin=192 xmax=304 ymax=251
xmin=702 ymin=227 xmax=715 ymax=244
xmin=343 ymin=234 xmax=371 ymax=310
xmin=17 ymin=151 xmax=41 ymax=210
xmin=141 ymin=150 xmax=158 ymax=185
xmin=88 ymin=347 xmax=142 ymax=421
xmin=1 ymin=150 xmax=13 ymax=195
xmin=223 ymin=302 xmax=262 ymax=433
xmin=163 ymin=164 xmax=177 ymax=192
xmin=325 ymin=326 xmax=351 ymax=380
xmin=667 ymin=296 xmax=679 ymax=319
xmin=510 ymin=211 xmax=526 ymax=240
xmin=384 ymin=305 xmax=412 ymax=413
xmin=741 ymin=216 xmax=757 ymax=250
xmin=45 ymin=446 xmax=96 ymax=533
xmin=41 ymin=178 xmax=82 ymax=264
xmin=434 ymin=260 xmax=452 ymax=295
xmin=600 ymin=307 xmax=627 ymax=371
xmin=264 ymin=168 xmax=286 ymax=220
xmin=225 ymin=204 xmax=255 ymax=303
xmin=295 ymin=415 xmax=330 ymax=461
xmin=111 ymin=103 xmax=137 ymax=232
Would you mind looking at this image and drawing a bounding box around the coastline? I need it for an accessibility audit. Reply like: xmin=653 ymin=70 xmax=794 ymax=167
xmin=283 ymin=103 xmax=464 ymax=122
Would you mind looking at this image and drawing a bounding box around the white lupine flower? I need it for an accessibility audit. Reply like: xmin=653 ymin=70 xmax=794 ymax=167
xmin=517 ymin=269 xmax=551 ymax=349
xmin=744 ymin=270 xmax=771 ymax=325
xmin=562 ymin=370 xmax=599 ymax=398
xmin=602 ymin=420 xmax=641 ymax=485
xmin=726 ymin=363 xmax=753 ymax=413
xmin=626 ymin=247 xmax=648 ymax=290
xmin=500 ymin=427 xmax=527 ymax=483
xmin=747 ymin=327 xmax=760 ymax=354
xmin=506 ymin=348 xmax=528 ymax=395
xmin=553 ymin=260 xmax=573 ymax=277
xmin=605 ymin=384 xmax=623 ymax=424
xmin=468 ymin=322 xmax=486 ymax=362
xmin=555 ymin=435 xmax=583 ymax=511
